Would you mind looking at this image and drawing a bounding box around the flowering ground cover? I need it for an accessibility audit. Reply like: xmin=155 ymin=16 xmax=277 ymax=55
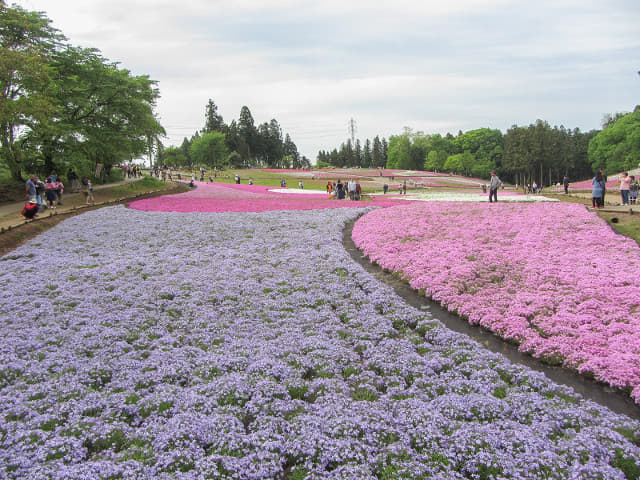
xmin=255 ymin=168 xmax=486 ymax=189
xmin=352 ymin=201 xmax=640 ymax=404
xmin=128 ymin=181 xmax=400 ymax=213
xmin=1 ymin=206 xmax=640 ymax=479
xmin=569 ymin=178 xmax=622 ymax=191
xmin=387 ymin=191 xmax=558 ymax=203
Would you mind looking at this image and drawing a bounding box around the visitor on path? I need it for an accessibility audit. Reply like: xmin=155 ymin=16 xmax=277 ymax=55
xmin=620 ymin=172 xmax=631 ymax=206
xmin=81 ymin=176 xmax=95 ymax=205
xmin=55 ymin=179 xmax=64 ymax=205
xmin=22 ymin=174 xmax=39 ymax=218
xmin=45 ymin=178 xmax=58 ymax=209
xmin=348 ymin=179 xmax=356 ymax=199
xmin=592 ymin=171 xmax=606 ymax=208
xmin=488 ymin=171 xmax=503 ymax=203
xmin=67 ymin=169 xmax=80 ymax=192
xmin=563 ymin=175 xmax=570 ymax=194
xmin=298 ymin=180 xmax=304 ymax=189
xmin=383 ymin=184 xmax=388 ymax=194
xmin=336 ymin=180 xmax=345 ymax=199
xmin=402 ymin=181 xmax=407 ymax=195
xmin=630 ymin=175 xmax=639 ymax=205
xmin=25 ymin=174 xmax=37 ymax=204
xmin=35 ymin=177 xmax=46 ymax=212
xmin=355 ymin=182 xmax=361 ymax=200
xmin=599 ymin=168 xmax=608 ymax=205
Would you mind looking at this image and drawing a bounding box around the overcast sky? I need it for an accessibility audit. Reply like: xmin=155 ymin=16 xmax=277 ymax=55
xmin=16 ymin=0 xmax=640 ymax=161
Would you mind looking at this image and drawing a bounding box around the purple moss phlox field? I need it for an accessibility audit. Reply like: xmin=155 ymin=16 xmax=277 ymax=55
xmin=0 ymin=206 xmax=639 ymax=478
xmin=352 ymin=201 xmax=640 ymax=403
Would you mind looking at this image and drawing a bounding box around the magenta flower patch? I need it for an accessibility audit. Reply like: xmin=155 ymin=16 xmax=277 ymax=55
xmin=128 ymin=181 xmax=400 ymax=212
xmin=352 ymin=201 xmax=640 ymax=402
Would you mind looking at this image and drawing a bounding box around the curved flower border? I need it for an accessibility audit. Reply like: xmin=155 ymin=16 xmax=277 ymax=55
xmin=352 ymin=201 xmax=640 ymax=403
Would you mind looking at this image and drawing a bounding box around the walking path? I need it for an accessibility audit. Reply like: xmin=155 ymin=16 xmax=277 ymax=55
xmin=0 ymin=178 xmax=139 ymax=231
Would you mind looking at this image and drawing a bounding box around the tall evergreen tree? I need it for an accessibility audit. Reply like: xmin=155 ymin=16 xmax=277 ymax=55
xmin=238 ymin=106 xmax=256 ymax=162
xmin=362 ymin=139 xmax=372 ymax=168
xmin=204 ymin=99 xmax=225 ymax=133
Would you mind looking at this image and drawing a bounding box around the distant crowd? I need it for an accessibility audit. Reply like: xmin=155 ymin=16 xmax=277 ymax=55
xmin=326 ymin=179 xmax=363 ymax=200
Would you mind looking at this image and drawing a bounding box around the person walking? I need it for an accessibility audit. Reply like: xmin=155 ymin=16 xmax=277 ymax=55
xmin=55 ymin=178 xmax=64 ymax=205
xmin=25 ymin=174 xmax=37 ymax=203
xmin=599 ymin=168 xmax=608 ymax=205
xmin=592 ymin=170 xmax=606 ymax=208
xmin=620 ymin=172 xmax=631 ymax=206
xmin=348 ymin=179 xmax=356 ymax=199
xmin=488 ymin=171 xmax=503 ymax=203
xmin=629 ymin=175 xmax=639 ymax=205
xmin=45 ymin=177 xmax=58 ymax=209
xmin=563 ymin=175 xmax=570 ymax=194
xmin=81 ymin=176 xmax=95 ymax=205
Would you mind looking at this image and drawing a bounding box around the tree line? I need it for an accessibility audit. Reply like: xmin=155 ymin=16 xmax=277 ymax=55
xmin=0 ymin=2 xmax=164 ymax=182
xmin=157 ymin=100 xmax=311 ymax=171
xmin=319 ymin=108 xmax=639 ymax=185
xmin=316 ymin=136 xmax=389 ymax=169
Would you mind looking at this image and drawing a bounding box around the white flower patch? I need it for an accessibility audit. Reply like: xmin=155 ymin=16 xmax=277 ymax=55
xmin=385 ymin=191 xmax=559 ymax=202
xmin=268 ymin=188 xmax=327 ymax=195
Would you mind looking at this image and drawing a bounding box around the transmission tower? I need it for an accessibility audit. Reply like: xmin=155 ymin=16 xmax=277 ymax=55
xmin=348 ymin=118 xmax=357 ymax=146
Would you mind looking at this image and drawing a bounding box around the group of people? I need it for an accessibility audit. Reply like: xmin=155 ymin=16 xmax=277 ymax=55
xmin=24 ymin=173 xmax=64 ymax=214
xmin=23 ymin=171 xmax=95 ymax=219
xmin=122 ymin=164 xmax=141 ymax=179
xmin=592 ymin=170 xmax=639 ymax=208
xmin=326 ymin=179 xmax=362 ymax=200
xmin=618 ymin=171 xmax=639 ymax=206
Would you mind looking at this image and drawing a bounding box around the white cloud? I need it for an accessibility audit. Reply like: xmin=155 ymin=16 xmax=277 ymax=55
xmin=15 ymin=0 xmax=640 ymax=160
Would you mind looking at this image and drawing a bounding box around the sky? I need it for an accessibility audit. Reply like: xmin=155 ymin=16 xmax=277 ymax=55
xmin=15 ymin=0 xmax=640 ymax=162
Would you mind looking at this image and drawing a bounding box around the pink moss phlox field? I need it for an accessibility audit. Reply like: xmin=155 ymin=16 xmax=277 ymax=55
xmin=129 ymin=181 xmax=400 ymax=212
xmin=352 ymin=201 xmax=640 ymax=401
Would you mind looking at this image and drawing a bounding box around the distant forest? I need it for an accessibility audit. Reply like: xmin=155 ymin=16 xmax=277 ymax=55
xmin=157 ymin=100 xmax=311 ymax=171
xmin=316 ymin=108 xmax=640 ymax=186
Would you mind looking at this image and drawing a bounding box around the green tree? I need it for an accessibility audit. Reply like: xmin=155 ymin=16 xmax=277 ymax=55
xmin=204 ymin=99 xmax=225 ymax=133
xmin=0 ymin=3 xmax=62 ymax=180
xmin=238 ymin=106 xmax=256 ymax=162
xmin=33 ymin=45 xmax=164 ymax=177
xmin=362 ymin=139 xmax=372 ymax=168
xmin=353 ymin=139 xmax=362 ymax=167
xmin=160 ymin=146 xmax=187 ymax=167
xmin=386 ymin=133 xmax=411 ymax=169
xmin=424 ymin=150 xmax=441 ymax=171
xmin=588 ymin=107 xmax=640 ymax=175
xmin=189 ymin=131 xmax=229 ymax=169
xmin=283 ymin=133 xmax=300 ymax=168
xmin=443 ymin=153 xmax=463 ymax=173
xmin=372 ymin=136 xmax=385 ymax=167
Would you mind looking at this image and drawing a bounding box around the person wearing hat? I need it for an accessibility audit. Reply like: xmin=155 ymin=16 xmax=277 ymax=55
xmin=488 ymin=171 xmax=503 ymax=203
